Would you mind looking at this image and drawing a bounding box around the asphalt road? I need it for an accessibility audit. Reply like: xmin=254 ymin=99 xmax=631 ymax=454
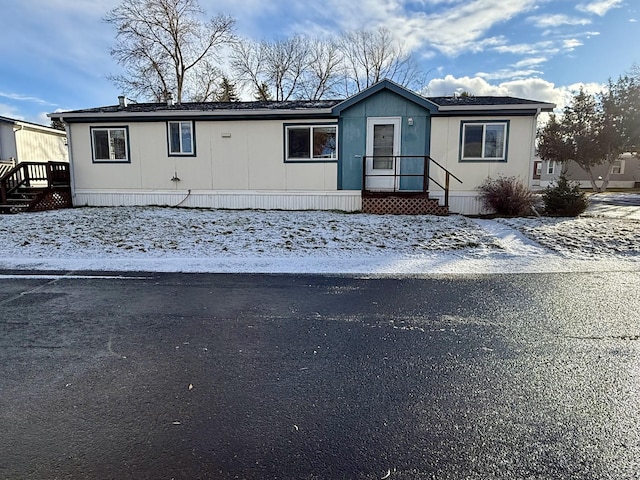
xmin=1 ymin=272 xmax=640 ymax=479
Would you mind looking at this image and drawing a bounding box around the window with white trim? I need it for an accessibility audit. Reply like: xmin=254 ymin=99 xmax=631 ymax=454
xmin=460 ymin=121 xmax=508 ymax=161
xmin=168 ymin=121 xmax=195 ymax=156
xmin=285 ymin=125 xmax=337 ymax=161
xmin=547 ymin=161 xmax=556 ymax=175
xmin=91 ymin=127 xmax=129 ymax=163
xmin=610 ymin=159 xmax=625 ymax=174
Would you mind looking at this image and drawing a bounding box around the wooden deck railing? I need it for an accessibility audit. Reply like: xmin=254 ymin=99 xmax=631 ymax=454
xmin=362 ymin=156 xmax=462 ymax=207
xmin=0 ymin=161 xmax=70 ymax=204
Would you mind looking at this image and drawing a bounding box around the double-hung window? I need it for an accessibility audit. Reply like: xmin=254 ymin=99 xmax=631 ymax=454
xmin=547 ymin=161 xmax=556 ymax=175
xmin=460 ymin=121 xmax=508 ymax=161
xmin=285 ymin=124 xmax=337 ymax=162
xmin=168 ymin=121 xmax=195 ymax=156
xmin=91 ymin=126 xmax=129 ymax=163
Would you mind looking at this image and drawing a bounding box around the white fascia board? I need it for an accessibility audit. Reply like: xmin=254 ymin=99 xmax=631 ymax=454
xmin=15 ymin=121 xmax=67 ymax=136
xmin=49 ymin=108 xmax=336 ymax=120
xmin=437 ymin=103 xmax=555 ymax=112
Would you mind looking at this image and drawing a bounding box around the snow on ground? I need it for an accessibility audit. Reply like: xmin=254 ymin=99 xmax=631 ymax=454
xmin=0 ymin=204 xmax=638 ymax=274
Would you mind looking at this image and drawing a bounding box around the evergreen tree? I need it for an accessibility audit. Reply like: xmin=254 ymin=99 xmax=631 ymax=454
xmin=254 ymin=82 xmax=272 ymax=101
xmin=50 ymin=119 xmax=66 ymax=131
xmin=538 ymin=77 xmax=640 ymax=192
xmin=216 ymin=77 xmax=239 ymax=102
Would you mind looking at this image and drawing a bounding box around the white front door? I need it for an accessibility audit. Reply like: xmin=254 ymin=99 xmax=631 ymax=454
xmin=365 ymin=117 xmax=401 ymax=191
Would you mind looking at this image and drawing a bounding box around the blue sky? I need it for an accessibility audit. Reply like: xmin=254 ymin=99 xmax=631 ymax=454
xmin=0 ymin=0 xmax=636 ymax=125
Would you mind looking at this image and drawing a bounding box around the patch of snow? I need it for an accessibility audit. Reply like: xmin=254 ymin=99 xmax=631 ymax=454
xmin=467 ymin=218 xmax=549 ymax=256
xmin=0 ymin=206 xmax=638 ymax=274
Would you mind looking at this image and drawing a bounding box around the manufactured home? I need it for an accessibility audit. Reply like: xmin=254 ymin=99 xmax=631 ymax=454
xmin=0 ymin=116 xmax=68 ymax=174
xmin=49 ymin=80 xmax=554 ymax=215
xmin=535 ymin=153 xmax=640 ymax=190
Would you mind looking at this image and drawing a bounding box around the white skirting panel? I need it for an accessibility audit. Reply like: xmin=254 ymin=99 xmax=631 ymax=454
xmin=429 ymin=191 xmax=485 ymax=215
xmin=73 ymin=190 xmax=363 ymax=212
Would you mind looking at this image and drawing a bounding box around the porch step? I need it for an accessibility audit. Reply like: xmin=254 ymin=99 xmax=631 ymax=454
xmin=0 ymin=161 xmax=72 ymax=214
xmin=0 ymin=187 xmax=72 ymax=214
xmin=0 ymin=203 xmax=31 ymax=214
xmin=362 ymin=196 xmax=450 ymax=215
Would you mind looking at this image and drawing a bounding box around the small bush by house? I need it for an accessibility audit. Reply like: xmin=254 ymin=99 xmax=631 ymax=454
xmin=478 ymin=176 xmax=535 ymax=216
xmin=543 ymin=175 xmax=589 ymax=216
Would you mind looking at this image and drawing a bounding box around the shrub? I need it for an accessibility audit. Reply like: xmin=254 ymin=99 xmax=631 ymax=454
xmin=542 ymin=175 xmax=589 ymax=216
xmin=478 ymin=176 xmax=535 ymax=216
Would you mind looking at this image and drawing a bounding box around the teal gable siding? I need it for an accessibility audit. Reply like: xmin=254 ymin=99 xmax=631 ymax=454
xmin=337 ymin=89 xmax=431 ymax=190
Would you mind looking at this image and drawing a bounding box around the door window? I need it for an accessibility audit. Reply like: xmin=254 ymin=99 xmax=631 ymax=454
xmin=373 ymin=124 xmax=395 ymax=170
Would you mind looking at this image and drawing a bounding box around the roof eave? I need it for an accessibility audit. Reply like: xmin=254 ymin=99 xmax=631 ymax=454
xmin=435 ymin=103 xmax=556 ymax=112
xmin=49 ymin=108 xmax=337 ymax=121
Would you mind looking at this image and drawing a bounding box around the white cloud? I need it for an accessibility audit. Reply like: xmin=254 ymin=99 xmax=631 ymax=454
xmin=513 ymin=57 xmax=548 ymax=68
xmin=528 ymin=14 xmax=591 ymax=28
xmin=412 ymin=0 xmax=537 ymax=56
xmin=0 ymin=92 xmax=57 ymax=106
xmin=35 ymin=112 xmax=53 ymax=126
xmin=563 ymin=38 xmax=584 ymax=50
xmin=493 ymin=40 xmax=557 ymax=55
xmin=423 ymin=74 xmax=606 ymax=112
xmin=476 ymin=69 xmax=544 ymax=80
xmin=576 ymin=0 xmax=623 ymax=16
xmin=0 ymin=103 xmax=24 ymax=120
xmin=565 ymin=81 xmax=606 ymax=96
xmin=265 ymin=0 xmax=536 ymax=57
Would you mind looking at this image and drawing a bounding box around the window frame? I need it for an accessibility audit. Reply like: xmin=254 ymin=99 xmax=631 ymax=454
xmin=90 ymin=126 xmax=130 ymax=164
xmin=167 ymin=120 xmax=196 ymax=157
xmin=610 ymin=159 xmax=625 ymax=175
xmin=459 ymin=120 xmax=509 ymax=162
xmin=547 ymin=160 xmax=556 ymax=175
xmin=283 ymin=123 xmax=338 ymax=163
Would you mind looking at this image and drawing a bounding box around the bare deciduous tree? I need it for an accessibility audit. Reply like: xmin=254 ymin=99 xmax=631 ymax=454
xmin=231 ymin=39 xmax=267 ymax=100
xmin=232 ymin=36 xmax=313 ymax=101
xmin=338 ymin=27 xmax=421 ymax=96
xmin=189 ymin=59 xmax=223 ymax=102
xmin=105 ymin=0 xmax=235 ymax=103
xmin=299 ymin=38 xmax=343 ymax=100
xmin=264 ymin=36 xmax=310 ymax=101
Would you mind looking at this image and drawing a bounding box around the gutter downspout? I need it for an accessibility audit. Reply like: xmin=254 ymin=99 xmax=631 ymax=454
xmin=61 ymin=118 xmax=76 ymax=204
xmin=530 ymin=107 xmax=541 ymax=189
xmin=12 ymin=123 xmax=24 ymax=162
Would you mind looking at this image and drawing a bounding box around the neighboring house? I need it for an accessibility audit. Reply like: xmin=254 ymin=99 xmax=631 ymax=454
xmin=537 ymin=153 xmax=640 ymax=190
xmin=0 ymin=116 xmax=68 ymax=173
xmin=49 ymin=80 xmax=554 ymax=215
xmin=0 ymin=117 xmax=71 ymax=213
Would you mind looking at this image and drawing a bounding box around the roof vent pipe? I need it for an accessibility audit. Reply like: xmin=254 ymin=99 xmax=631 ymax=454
xmin=118 ymin=95 xmax=127 ymax=108
xmin=166 ymin=92 xmax=174 ymax=106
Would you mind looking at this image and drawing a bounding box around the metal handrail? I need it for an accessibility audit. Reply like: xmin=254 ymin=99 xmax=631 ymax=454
xmin=362 ymin=155 xmax=462 ymax=207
